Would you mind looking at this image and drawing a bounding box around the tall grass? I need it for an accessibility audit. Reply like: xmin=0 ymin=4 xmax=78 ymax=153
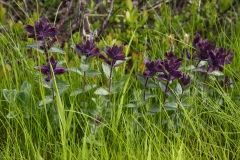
xmin=1 ymin=2 xmax=240 ymax=160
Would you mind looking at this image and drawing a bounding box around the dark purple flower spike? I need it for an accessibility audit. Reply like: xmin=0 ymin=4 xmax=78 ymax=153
xmin=157 ymin=57 xmax=183 ymax=81
xmin=179 ymin=74 xmax=191 ymax=88
xmin=24 ymin=17 xmax=59 ymax=40
xmin=143 ymin=58 xmax=163 ymax=78
xmin=35 ymin=56 xmax=67 ymax=81
xmin=207 ymin=48 xmax=233 ymax=73
xmin=75 ymin=38 xmax=100 ymax=61
xmin=99 ymin=44 xmax=126 ymax=67
xmin=192 ymin=34 xmax=216 ymax=62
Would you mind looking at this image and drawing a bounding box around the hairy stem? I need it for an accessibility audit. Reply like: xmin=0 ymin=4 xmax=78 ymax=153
xmin=143 ymin=77 xmax=149 ymax=101
xmin=107 ymin=63 xmax=114 ymax=108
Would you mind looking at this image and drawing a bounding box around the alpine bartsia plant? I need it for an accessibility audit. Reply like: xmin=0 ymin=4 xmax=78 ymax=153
xmin=24 ymin=17 xmax=59 ymax=40
xmin=99 ymin=44 xmax=126 ymax=67
xmin=99 ymin=44 xmax=126 ymax=107
xmin=74 ymin=38 xmax=100 ymax=62
xmin=72 ymin=38 xmax=100 ymax=108
xmin=24 ymin=17 xmax=68 ymax=126
xmin=207 ymin=48 xmax=233 ymax=73
xmin=142 ymin=58 xmax=163 ymax=100
xmin=35 ymin=56 xmax=67 ymax=82
xmin=24 ymin=17 xmax=61 ymax=62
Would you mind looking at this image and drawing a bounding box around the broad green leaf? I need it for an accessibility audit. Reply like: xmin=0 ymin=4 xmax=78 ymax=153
xmin=125 ymin=10 xmax=131 ymax=22
xmin=70 ymin=84 xmax=97 ymax=96
xmin=56 ymin=79 xmax=70 ymax=88
xmin=176 ymin=83 xmax=182 ymax=95
xmin=26 ymin=43 xmax=44 ymax=53
xmin=37 ymin=95 xmax=53 ymax=106
xmin=16 ymin=91 xmax=28 ymax=105
xmin=145 ymin=93 xmax=157 ymax=100
xmin=48 ymin=46 xmax=66 ymax=54
xmin=102 ymin=62 xmax=111 ymax=78
xmin=34 ymin=77 xmax=51 ymax=89
xmin=80 ymin=63 xmax=89 ymax=72
xmin=148 ymin=107 xmax=160 ymax=113
xmin=2 ymin=89 xmax=18 ymax=103
xmin=126 ymin=0 xmax=133 ymax=10
xmin=6 ymin=111 xmax=18 ymax=119
xmin=124 ymin=103 xmax=136 ymax=108
xmin=136 ymin=74 xmax=158 ymax=88
xmin=94 ymin=87 xmax=109 ymax=95
xmin=164 ymin=102 xmax=178 ymax=111
xmin=86 ymin=70 xmax=102 ymax=77
xmin=68 ymin=67 xmax=82 ymax=75
xmin=209 ymin=70 xmax=224 ymax=76
xmin=20 ymin=81 xmax=32 ymax=94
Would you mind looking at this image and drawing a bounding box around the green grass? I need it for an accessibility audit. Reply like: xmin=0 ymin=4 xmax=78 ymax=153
xmin=1 ymin=1 xmax=240 ymax=160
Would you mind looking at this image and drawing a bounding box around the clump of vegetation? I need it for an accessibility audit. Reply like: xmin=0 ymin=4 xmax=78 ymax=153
xmin=0 ymin=0 xmax=240 ymax=159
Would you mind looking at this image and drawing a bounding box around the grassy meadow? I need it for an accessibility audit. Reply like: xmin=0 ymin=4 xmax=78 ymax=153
xmin=0 ymin=0 xmax=240 ymax=159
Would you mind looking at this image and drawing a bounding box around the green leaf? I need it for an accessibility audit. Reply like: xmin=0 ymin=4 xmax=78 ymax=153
xmin=56 ymin=79 xmax=70 ymax=88
xmin=148 ymin=107 xmax=160 ymax=113
xmin=124 ymin=103 xmax=136 ymax=108
xmin=147 ymin=80 xmax=159 ymax=88
xmin=86 ymin=70 xmax=102 ymax=77
xmin=6 ymin=111 xmax=18 ymax=119
xmin=136 ymin=74 xmax=146 ymax=85
xmin=94 ymin=87 xmax=109 ymax=95
xmin=16 ymin=91 xmax=28 ymax=105
xmin=145 ymin=93 xmax=157 ymax=100
xmin=80 ymin=63 xmax=89 ymax=72
xmin=164 ymin=102 xmax=178 ymax=111
xmin=37 ymin=95 xmax=53 ymax=106
xmin=2 ymin=89 xmax=18 ymax=103
xmin=125 ymin=11 xmax=131 ymax=22
xmin=126 ymin=0 xmax=133 ymax=10
xmin=26 ymin=43 xmax=44 ymax=53
xmin=209 ymin=70 xmax=224 ymax=76
xmin=70 ymin=84 xmax=97 ymax=96
xmin=176 ymin=83 xmax=182 ymax=95
xmin=114 ymin=60 xmax=125 ymax=67
xmin=20 ymin=81 xmax=32 ymax=96
xmin=34 ymin=77 xmax=51 ymax=89
xmin=102 ymin=62 xmax=111 ymax=78
xmin=136 ymin=74 xmax=158 ymax=88
xmin=48 ymin=46 xmax=66 ymax=54
xmin=68 ymin=67 xmax=82 ymax=75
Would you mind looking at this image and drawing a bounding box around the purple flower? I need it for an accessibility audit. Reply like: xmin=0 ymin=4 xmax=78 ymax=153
xmin=24 ymin=17 xmax=59 ymax=40
xmin=157 ymin=58 xmax=183 ymax=81
xmin=35 ymin=56 xmax=67 ymax=81
xmin=193 ymin=34 xmax=216 ymax=61
xmin=179 ymin=74 xmax=191 ymax=87
xmin=207 ymin=48 xmax=233 ymax=73
xmin=99 ymin=44 xmax=126 ymax=67
xmin=143 ymin=58 xmax=164 ymax=77
xmin=74 ymin=38 xmax=100 ymax=61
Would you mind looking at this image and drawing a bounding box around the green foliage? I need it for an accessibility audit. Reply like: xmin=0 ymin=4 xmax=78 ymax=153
xmin=0 ymin=0 xmax=240 ymax=159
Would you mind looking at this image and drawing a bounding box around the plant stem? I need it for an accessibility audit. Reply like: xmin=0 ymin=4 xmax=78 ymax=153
xmin=163 ymin=80 xmax=170 ymax=105
xmin=107 ymin=63 xmax=114 ymax=108
xmin=195 ymin=60 xmax=201 ymax=68
xmin=51 ymin=82 xmax=57 ymax=114
xmin=143 ymin=77 xmax=149 ymax=101
xmin=174 ymin=86 xmax=184 ymax=121
xmin=82 ymin=59 xmax=87 ymax=108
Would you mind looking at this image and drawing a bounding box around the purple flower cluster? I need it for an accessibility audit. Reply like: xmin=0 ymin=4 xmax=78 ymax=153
xmin=24 ymin=17 xmax=59 ymax=52
xmin=24 ymin=17 xmax=67 ymax=82
xmin=74 ymin=38 xmax=100 ymax=62
xmin=192 ymin=34 xmax=233 ymax=73
xmin=143 ymin=51 xmax=190 ymax=88
xmin=35 ymin=56 xmax=67 ymax=82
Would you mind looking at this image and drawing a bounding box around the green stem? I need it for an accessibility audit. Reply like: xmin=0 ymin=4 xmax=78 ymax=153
xmin=107 ymin=63 xmax=114 ymax=108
